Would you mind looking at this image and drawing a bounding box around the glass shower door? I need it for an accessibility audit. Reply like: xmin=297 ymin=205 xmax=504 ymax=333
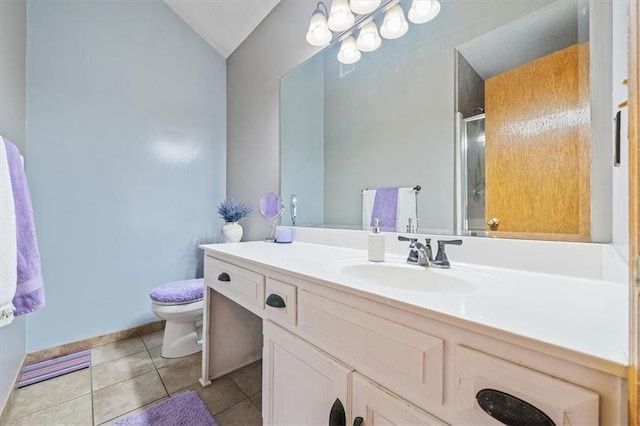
xmin=462 ymin=114 xmax=486 ymax=232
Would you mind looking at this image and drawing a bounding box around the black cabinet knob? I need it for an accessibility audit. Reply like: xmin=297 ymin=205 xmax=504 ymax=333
xmin=266 ymin=293 xmax=286 ymax=308
xmin=329 ymin=398 xmax=346 ymax=426
xmin=217 ymin=272 xmax=231 ymax=282
xmin=476 ymin=389 xmax=555 ymax=426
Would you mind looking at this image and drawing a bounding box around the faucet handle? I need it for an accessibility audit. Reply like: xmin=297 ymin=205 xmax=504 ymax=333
xmin=398 ymin=236 xmax=418 ymax=246
xmin=424 ymin=238 xmax=433 ymax=261
xmin=433 ymin=239 xmax=463 ymax=268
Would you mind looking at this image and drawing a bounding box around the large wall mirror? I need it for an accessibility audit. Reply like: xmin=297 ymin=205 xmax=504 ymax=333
xmin=281 ymin=0 xmax=614 ymax=242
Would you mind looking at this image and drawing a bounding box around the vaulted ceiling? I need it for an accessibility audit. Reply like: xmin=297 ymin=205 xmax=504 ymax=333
xmin=164 ymin=0 xmax=281 ymax=58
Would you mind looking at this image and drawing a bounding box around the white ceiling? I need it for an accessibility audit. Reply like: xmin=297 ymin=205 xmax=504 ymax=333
xmin=164 ymin=0 xmax=281 ymax=58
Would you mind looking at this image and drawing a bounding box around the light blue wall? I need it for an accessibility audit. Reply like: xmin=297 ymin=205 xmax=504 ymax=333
xmin=25 ymin=0 xmax=226 ymax=351
xmin=0 ymin=0 xmax=27 ymax=412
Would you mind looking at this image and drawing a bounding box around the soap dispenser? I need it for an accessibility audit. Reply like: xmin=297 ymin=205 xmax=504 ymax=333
xmin=368 ymin=218 xmax=385 ymax=262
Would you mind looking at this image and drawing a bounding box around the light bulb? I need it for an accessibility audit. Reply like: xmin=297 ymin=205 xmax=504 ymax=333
xmin=408 ymin=0 xmax=441 ymax=24
xmin=306 ymin=10 xmax=332 ymax=46
xmin=328 ymin=0 xmax=355 ymax=32
xmin=356 ymin=21 xmax=381 ymax=52
xmin=337 ymin=36 xmax=362 ymax=64
xmin=380 ymin=4 xmax=408 ymax=39
xmin=349 ymin=0 xmax=381 ymax=15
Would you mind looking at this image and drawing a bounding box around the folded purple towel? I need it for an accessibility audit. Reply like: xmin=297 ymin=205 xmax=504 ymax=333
xmin=370 ymin=187 xmax=399 ymax=232
xmin=4 ymin=138 xmax=45 ymax=316
xmin=150 ymin=278 xmax=204 ymax=304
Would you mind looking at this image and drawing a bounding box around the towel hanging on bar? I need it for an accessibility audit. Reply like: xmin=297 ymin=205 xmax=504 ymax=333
xmin=362 ymin=186 xmax=418 ymax=232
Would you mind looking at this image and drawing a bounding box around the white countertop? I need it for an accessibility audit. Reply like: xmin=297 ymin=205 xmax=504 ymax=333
xmin=200 ymin=241 xmax=629 ymax=369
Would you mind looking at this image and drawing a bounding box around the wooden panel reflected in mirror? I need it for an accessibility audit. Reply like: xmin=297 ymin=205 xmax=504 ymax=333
xmin=484 ymin=43 xmax=591 ymax=240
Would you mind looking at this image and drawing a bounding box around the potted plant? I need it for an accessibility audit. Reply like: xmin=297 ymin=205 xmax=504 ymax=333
xmin=217 ymin=200 xmax=252 ymax=243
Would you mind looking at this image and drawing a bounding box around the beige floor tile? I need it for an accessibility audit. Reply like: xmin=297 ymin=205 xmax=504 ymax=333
xmin=99 ymin=397 xmax=168 ymax=426
xmin=171 ymin=377 xmax=246 ymax=415
xmin=157 ymin=352 xmax=202 ymax=393
xmin=249 ymin=391 xmax=262 ymax=414
xmin=148 ymin=346 xmax=185 ymax=369
xmin=8 ymin=369 xmax=91 ymax=419
xmin=141 ymin=330 xmax=164 ymax=350
xmin=215 ymin=398 xmax=262 ymax=426
xmin=92 ymin=337 xmax=146 ymax=366
xmin=92 ymin=370 xmax=167 ymax=424
xmin=92 ymin=350 xmax=155 ymax=391
xmin=228 ymin=360 xmax=262 ymax=396
xmin=6 ymin=394 xmax=92 ymax=426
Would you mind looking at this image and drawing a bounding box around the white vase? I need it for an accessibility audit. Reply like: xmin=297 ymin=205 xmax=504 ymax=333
xmin=221 ymin=222 xmax=243 ymax=243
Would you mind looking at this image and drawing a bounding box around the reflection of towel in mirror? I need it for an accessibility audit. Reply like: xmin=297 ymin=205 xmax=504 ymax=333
xmin=0 ymin=138 xmax=17 ymax=327
xmin=4 ymin=137 xmax=45 ymax=316
xmin=362 ymin=187 xmax=417 ymax=232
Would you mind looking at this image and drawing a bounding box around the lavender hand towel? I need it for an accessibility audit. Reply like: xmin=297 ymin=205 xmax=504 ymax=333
xmin=3 ymin=138 xmax=45 ymax=316
xmin=370 ymin=187 xmax=399 ymax=232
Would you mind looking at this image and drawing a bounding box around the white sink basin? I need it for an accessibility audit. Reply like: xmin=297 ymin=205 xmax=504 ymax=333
xmin=338 ymin=262 xmax=476 ymax=294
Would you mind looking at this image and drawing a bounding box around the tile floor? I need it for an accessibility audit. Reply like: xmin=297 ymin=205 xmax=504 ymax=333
xmin=5 ymin=330 xmax=263 ymax=425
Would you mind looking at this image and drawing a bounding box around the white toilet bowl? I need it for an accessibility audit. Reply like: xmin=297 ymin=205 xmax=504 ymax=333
xmin=150 ymin=278 xmax=204 ymax=359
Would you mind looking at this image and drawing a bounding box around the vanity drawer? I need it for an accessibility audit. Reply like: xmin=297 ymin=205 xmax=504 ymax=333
xmin=454 ymin=346 xmax=599 ymax=425
xmin=204 ymin=256 xmax=265 ymax=313
xmin=264 ymin=278 xmax=297 ymax=327
xmin=298 ymin=289 xmax=444 ymax=411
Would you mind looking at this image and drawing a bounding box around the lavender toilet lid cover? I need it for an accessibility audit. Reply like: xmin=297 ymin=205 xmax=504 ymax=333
xmin=150 ymin=278 xmax=204 ymax=304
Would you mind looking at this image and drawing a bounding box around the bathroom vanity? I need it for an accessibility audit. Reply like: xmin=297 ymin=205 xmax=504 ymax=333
xmin=199 ymin=237 xmax=628 ymax=425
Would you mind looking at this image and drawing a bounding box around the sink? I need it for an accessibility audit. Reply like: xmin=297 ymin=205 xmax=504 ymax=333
xmin=338 ymin=262 xmax=476 ymax=294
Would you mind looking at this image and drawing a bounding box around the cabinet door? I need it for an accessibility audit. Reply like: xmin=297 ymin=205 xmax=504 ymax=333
xmin=263 ymin=320 xmax=352 ymax=426
xmin=352 ymin=373 xmax=447 ymax=426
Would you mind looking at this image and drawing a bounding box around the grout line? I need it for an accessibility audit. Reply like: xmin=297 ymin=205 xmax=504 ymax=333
xmin=96 ymin=396 xmax=167 ymax=426
xmin=151 ymin=346 xmax=171 ymax=397
xmin=7 ymin=393 xmax=93 ymax=422
xmin=89 ymin=364 xmax=95 ymax=426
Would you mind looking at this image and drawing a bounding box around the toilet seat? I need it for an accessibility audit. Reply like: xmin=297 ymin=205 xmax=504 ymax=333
xmin=150 ymin=278 xmax=204 ymax=305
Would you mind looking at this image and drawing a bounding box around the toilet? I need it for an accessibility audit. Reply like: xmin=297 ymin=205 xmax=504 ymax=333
xmin=150 ymin=278 xmax=204 ymax=358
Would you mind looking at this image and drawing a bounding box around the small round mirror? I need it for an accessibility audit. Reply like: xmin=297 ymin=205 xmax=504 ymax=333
xmin=259 ymin=193 xmax=283 ymax=241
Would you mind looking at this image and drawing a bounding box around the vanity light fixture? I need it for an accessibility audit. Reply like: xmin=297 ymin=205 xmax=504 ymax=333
xmin=379 ymin=4 xmax=409 ymax=39
xmin=350 ymin=0 xmax=381 ymax=15
xmin=306 ymin=2 xmax=333 ymax=46
xmin=328 ymin=0 xmax=356 ymax=31
xmin=407 ymin=0 xmax=441 ymax=24
xmin=305 ymin=0 xmax=441 ymax=64
xmin=337 ymin=36 xmax=362 ymax=64
xmin=356 ymin=21 xmax=382 ymax=52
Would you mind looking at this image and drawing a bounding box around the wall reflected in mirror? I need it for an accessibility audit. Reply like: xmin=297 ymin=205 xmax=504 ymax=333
xmin=281 ymin=0 xmax=605 ymax=242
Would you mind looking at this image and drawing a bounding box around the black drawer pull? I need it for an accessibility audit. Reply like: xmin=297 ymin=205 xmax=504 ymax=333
xmin=266 ymin=293 xmax=286 ymax=308
xmin=476 ymin=389 xmax=555 ymax=426
xmin=329 ymin=398 xmax=346 ymax=426
xmin=217 ymin=272 xmax=231 ymax=282
xmin=353 ymin=417 xmax=363 ymax=426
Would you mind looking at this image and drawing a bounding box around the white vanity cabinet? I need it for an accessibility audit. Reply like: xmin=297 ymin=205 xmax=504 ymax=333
xmin=263 ymin=320 xmax=444 ymax=426
xmin=201 ymin=246 xmax=627 ymax=425
xmin=352 ymin=373 xmax=446 ymax=425
xmin=262 ymin=321 xmax=351 ymax=425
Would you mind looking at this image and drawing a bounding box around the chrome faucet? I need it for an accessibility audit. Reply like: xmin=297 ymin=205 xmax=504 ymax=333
xmin=398 ymin=236 xmax=463 ymax=268
xmin=398 ymin=236 xmax=433 ymax=267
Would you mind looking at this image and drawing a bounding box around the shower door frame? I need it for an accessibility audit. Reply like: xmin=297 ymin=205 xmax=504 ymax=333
xmin=455 ymin=113 xmax=486 ymax=234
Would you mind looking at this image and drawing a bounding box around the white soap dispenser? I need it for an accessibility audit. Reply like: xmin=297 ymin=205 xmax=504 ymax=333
xmin=368 ymin=218 xmax=385 ymax=262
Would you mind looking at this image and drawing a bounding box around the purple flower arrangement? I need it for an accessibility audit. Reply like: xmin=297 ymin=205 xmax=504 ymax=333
xmin=217 ymin=200 xmax=252 ymax=223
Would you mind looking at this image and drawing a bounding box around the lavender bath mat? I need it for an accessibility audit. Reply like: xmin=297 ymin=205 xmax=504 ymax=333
xmin=114 ymin=391 xmax=218 ymax=426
